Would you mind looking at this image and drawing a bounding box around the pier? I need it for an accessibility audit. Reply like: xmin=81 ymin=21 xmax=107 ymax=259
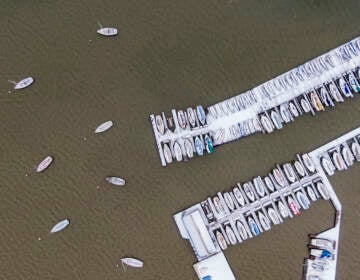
xmin=173 ymin=127 xmax=360 ymax=280
xmin=151 ymin=36 xmax=360 ymax=166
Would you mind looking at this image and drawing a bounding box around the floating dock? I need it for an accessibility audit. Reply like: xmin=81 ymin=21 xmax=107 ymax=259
xmin=151 ymin=36 xmax=360 ymax=166
xmin=174 ymin=126 xmax=360 ymax=280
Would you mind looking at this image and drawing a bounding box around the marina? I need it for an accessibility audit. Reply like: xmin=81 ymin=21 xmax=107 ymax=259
xmin=151 ymin=36 xmax=360 ymax=166
xmin=174 ymin=127 xmax=360 ymax=280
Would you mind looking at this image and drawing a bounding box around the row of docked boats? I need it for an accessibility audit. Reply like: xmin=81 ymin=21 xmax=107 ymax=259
xmin=321 ymin=138 xmax=360 ymax=176
xmin=225 ymin=117 xmax=263 ymax=143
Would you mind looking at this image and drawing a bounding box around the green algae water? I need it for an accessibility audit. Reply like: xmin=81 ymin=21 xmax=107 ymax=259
xmin=0 ymin=1 xmax=360 ymax=279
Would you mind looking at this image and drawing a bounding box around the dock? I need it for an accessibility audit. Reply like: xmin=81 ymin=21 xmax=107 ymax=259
xmin=151 ymin=36 xmax=360 ymax=166
xmin=173 ymin=126 xmax=360 ymax=280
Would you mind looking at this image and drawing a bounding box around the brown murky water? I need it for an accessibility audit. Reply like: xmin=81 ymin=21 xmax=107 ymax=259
xmin=0 ymin=1 xmax=360 ymax=279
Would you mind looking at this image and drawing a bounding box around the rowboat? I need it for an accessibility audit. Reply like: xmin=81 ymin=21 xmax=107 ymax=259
xmin=258 ymin=212 xmax=271 ymax=231
xmin=310 ymin=91 xmax=324 ymax=111
xmin=214 ymin=128 xmax=225 ymax=144
xmin=321 ymin=156 xmax=335 ymax=176
xmin=253 ymin=177 xmax=265 ymax=197
xmin=307 ymin=186 xmax=317 ymax=202
xmin=348 ymin=72 xmax=360 ymax=92
xmin=97 ymin=27 xmax=118 ymax=36
xmin=289 ymin=101 xmax=299 ymax=117
xmin=50 ymin=219 xmax=70 ymax=233
xmin=177 ymin=110 xmax=187 ymax=129
xmin=338 ymin=77 xmax=352 ymax=97
xmin=294 ymin=160 xmax=305 ymax=177
xmin=342 ymin=145 xmax=354 ymax=166
xmin=270 ymin=111 xmax=283 ymax=130
xmin=296 ymin=191 xmax=310 ymax=210
xmin=247 ymin=217 xmax=260 ymax=236
xmin=95 ymin=121 xmax=113 ymax=133
xmin=267 ymin=207 xmax=281 ymax=225
xmin=277 ymin=200 xmax=289 ymax=218
xmin=196 ymin=105 xmax=206 ymax=125
xmin=283 ymin=163 xmax=296 ymax=183
xmin=163 ymin=143 xmax=173 ymax=164
xmin=300 ymin=98 xmax=311 ymax=113
xmin=223 ymin=192 xmax=235 ymax=211
xmin=233 ymin=185 xmax=245 ymax=207
xmin=10 ymin=77 xmax=34 ymax=90
xmin=351 ymin=142 xmax=360 ymax=161
xmin=121 ymin=258 xmax=143 ymax=268
xmin=225 ymin=226 xmax=237 ymax=245
xmin=155 ymin=115 xmax=165 ymax=135
xmin=194 ymin=136 xmax=204 ymax=156
xmin=272 ymin=168 xmax=285 ymax=187
xmin=236 ymin=220 xmax=248 ymax=240
xmin=36 ymin=156 xmax=54 ymax=172
xmin=332 ymin=151 xmax=345 ymax=170
xmin=204 ymin=135 xmax=214 ymax=154
xmin=216 ymin=231 xmax=228 ymax=250
xmin=213 ymin=196 xmax=225 ymax=214
xmin=280 ymin=103 xmax=291 ymax=123
xmin=106 ymin=177 xmax=126 ymax=186
xmin=302 ymin=153 xmax=316 ymax=173
xmin=316 ymin=182 xmax=330 ymax=200
xmin=260 ymin=115 xmax=274 ymax=133
xmin=328 ymin=82 xmax=344 ymax=102
xmin=186 ymin=107 xmax=196 ymax=127
xmin=243 ymin=182 xmax=255 ymax=202
xmin=263 ymin=177 xmax=274 ymax=193
xmin=287 ymin=196 xmax=300 ymax=216
xmin=184 ymin=138 xmax=194 ymax=158
xmin=173 ymin=141 xmax=183 ymax=162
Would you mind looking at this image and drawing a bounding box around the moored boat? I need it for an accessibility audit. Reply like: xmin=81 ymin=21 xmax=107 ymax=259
xmin=97 ymin=27 xmax=118 ymax=36
xmin=173 ymin=141 xmax=183 ymax=162
xmin=273 ymin=168 xmax=286 ymax=187
xmin=184 ymin=138 xmax=194 ymax=158
xmin=243 ymin=182 xmax=255 ymax=202
xmin=294 ymin=160 xmax=306 ymax=177
xmin=187 ymin=107 xmax=196 ymax=127
xmin=216 ymin=231 xmax=228 ymax=250
xmin=236 ymin=220 xmax=248 ymax=240
xmin=95 ymin=121 xmax=113 ymax=133
xmin=310 ymin=237 xmax=335 ymax=250
xmin=223 ymin=192 xmax=235 ymax=211
xmin=280 ymin=103 xmax=291 ymax=123
xmin=264 ymin=176 xmax=275 ymax=192
xmin=321 ymin=156 xmax=335 ymax=176
xmin=319 ymin=87 xmax=333 ymax=107
xmin=277 ymin=200 xmax=289 ymax=218
xmin=50 ymin=218 xmax=70 ymax=233
xmin=225 ymin=225 xmax=237 ymax=245
xmin=163 ymin=143 xmax=173 ymax=164
xmin=194 ymin=136 xmax=204 ymax=156
xmin=287 ymin=196 xmax=300 ymax=216
xmin=300 ymin=98 xmax=311 ymax=113
xmin=338 ymin=77 xmax=352 ymax=97
xmin=36 ymin=156 xmax=54 ymax=172
xmin=155 ymin=115 xmax=165 ymax=135
xmin=332 ymin=151 xmax=345 ymax=170
xmin=289 ymin=101 xmax=299 ymax=117
xmin=348 ymin=72 xmax=360 ymax=92
xmin=283 ymin=163 xmax=296 ymax=183
xmin=310 ymin=91 xmax=324 ymax=111
xmin=302 ymin=153 xmax=316 ymax=173
xmin=267 ymin=207 xmax=281 ymax=225
xmin=307 ymin=186 xmax=317 ymax=202
xmin=316 ymin=182 xmax=330 ymax=200
xmin=233 ymin=185 xmax=245 ymax=207
xmin=328 ymin=82 xmax=344 ymax=102
xmin=177 ymin=110 xmax=187 ymax=129
xmin=253 ymin=177 xmax=266 ymax=197
xmin=342 ymin=145 xmax=354 ymax=166
xmin=106 ymin=176 xmax=126 ymax=186
xmin=11 ymin=77 xmax=34 ymax=90
xmin=260 ymin=115 xmax=274 ymax=133
xmin=196 ymin=105 xmax=206 ymax=125
xmin=214 ymin=128 xmax=225 ymax=144
xmin=351 ymin=142 xmax=360 ymax=161
xmin=204 ymin=135 xmax=214 ymax=154
xmin=296 ymin=191 xmax=310 ymax=210
xmin=121 ymin=257 xmax=144 ymax=268
xmin=213 ymin=196 xmax=225 ymax=214
xmin=270 ymin=110 xmax=283 ymax=129
xmin=247 ymin=217 xmax=260 ymax=236
xmin=258 ymin=212 xmax=271 ymax=231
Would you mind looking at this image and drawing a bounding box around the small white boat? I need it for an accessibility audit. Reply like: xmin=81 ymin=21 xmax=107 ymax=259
xmin=155 ymin=115 xmax=165 ymax=135
xmin=216 ymin=231 xmax=228 ymax=250
xmin=253 ymin=177 xmax=265 ymax=197
xmin=194 ymin=136 xmax=204 ymax=156
xmin=317 ymin=182 xmax=330 ymax=200
xmin=225 ymin=226 xmax=237 ymax=245
xmin=253 ymin=118 xmax=262 ymax=132
xmin=36 ymin=156 xmax=54 ymax=172
xmin=258 ymin=212 xmax=271 ymax=231
xmin=310 ymin=238 xmax=335 ymax=250
xmin=247 ymin=217 xmax=260 ymax=236
xmin=95 ymin=121 xmax=113 ymax=133
xmin=289 ymin=102 xmax=299 ymax=117
xmin=339 ymin=77 xmax=352 ymax=97
xmin=283 ymin=163 xmax=296 ymax=183
xmin=106 ymin=176 xmax=125 ymax=186
xmin=328 ymin=82 xmax=344 ymax=102
xmin=184 ymin=138 xmax=194 ymax=158
xmin=186 ymin=107 xmax=196 ymax=127
xmin=302 ymin=153 xmax=316 ymax=173
xmin=307 ymin=186 xmax=317 ymax=202
xmin=243 ymin=182 xmax=255 ymax=202
xmin=233 ymin=186 xmax=245 ymax=207
xmin=121 ymin=258 xmax=143 ymax=268
xmin=351 ymin=142 xmax=360 ymax=161
xmin=264 ymin=176 xmax=275 ymax=192
xmin=163 ymin=143 xmax=173 ymax=164
xmin=213 ymin=196 xmax=225 ymax=214
xmin=260 ymin=115 xmax=274 ymax=133
xmin=296 ymin=191 xmax=310 ymax=210
xmin=300 ymin=98 xmax=311 ymax=113
xmin=273 ymin=168 xmax=285 ymax=187
xmin=280 ymin=103 xmax=291 ymax=123
xmin=11 ymin=77 xmax=34 ymax=90
xmin=97 ymin=27 xmax=118 ymax=36
xmin=348 ymin=72 xmax=360 ymax=92
xmin=270 ymin=111 xmax=283 ymax=130
xmin=50 ymin=218 xmax=70 ymax=233
xmin=294 ymin=160 xmax=305 ymax=177
xmin=177 ymin=110 xmax=187 ymax=129
xmin=267 ymin=207 xmax=281 ymax=225
xmin=223 ymin=192 xmax=235 ymax=211
xmin=173 ymin=141 xmax=183 ymax=162
xmin=196 ymin=105 xmax=206 ymax=125
xmin=321 ymin=156 xmax=335 ymax=176
xmin=332 ymin=151 xmax=345 ymax=170
xmin=277 ymin=200 xmax=289 ymax=218
xmin=287 ymin=196 xmax=300 ymax=216
xmin=236 ymin=220 xmax=248 ymax=240
xmin=310 ymin=91 xmax=324 ymax=111
xmin=214 ymin=128 xmax=225 ymax=144
xmin=342 ymin=145 xmax=354 ymax=166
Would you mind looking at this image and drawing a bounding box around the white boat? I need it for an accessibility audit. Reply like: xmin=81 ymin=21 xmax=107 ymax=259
xmin=287 ymin=196 xmax=300 ymax=216
xmin=177 ymin=110 xmax=187 ymax=129
xmin=95 ymin=121 xmax=113 ymax=133
xmin=277 ymin=200 xmax=289 ymax=218
xmin=247 ymin=217 xmax=260 ymax=236
xmin=11 ymin=77 xmax=34 ymax=90
xmin=258 ymin=212 xmax=271 ymax=231
xmin=216 ymin=231 xmax=228 ymax=250
xmin=155 ymin=115 xmax=165 ymax=135
xmin=106 ymin=176 xmax=125 ymax=186
xmin=332 ymin=151 xmax=345 ymax=170
xmin=348 ymin=72 xmax=360 ymax=92
xmin=121 ymin=258 xmax=143 ymax=268
xmin=294 ymin=160 xmax=305 ymax=177
xmin=273 ymin=168 xmax=285 ymax=187
xmin=267 ymin=207 xmax=281 ymax=225
xmin=317 ymin=182 xmax=330 ymax=200
xmin=214 ymin=128 xmax=225 ymax=144
xmin=213 ymin=196 xmax=225 ymax=214
xmin=270 ymin=111 xmax=283 ymax=129
xmin=307 ymin=186 xmax=317 ymax=202
xmin=342 ymin=145 xmax=354 ymax=166
xmin=50 ymin=218 xmax=70 ymax=233
xmin=253 ymin=118 xmax=262 ymax=132
xmin=236 ymin=220 xmax=248 ymax=240
xmin=319 ymin=87 xmax=333 ymax=107
xmin=296 ymin=191 xmax=310 ymax=210
xmin=264 ymin=176 xmax=275 ymax=192
xmin=300 ymin=98 xmax=311 ymax=113
xmin=302 ymin=153 xmax=316 ymax=173
xmin=223 ymin=192 xmax=235 ymax=211
xmin=186 ymin=107 xmax=196 ymax=127
xmin=253 ymin=177 xmax=265 ymax=197
xmin=283 ymin=163 xmax=296 ymax=183
xmin=36 ymin=156 xmax=54 ymax=172
xmin=173 ymin=141 xmax=183 ymax=162
xmin=280 ymin=103 xmax=291 ymax=123
xmin=196 ymin=105 xmax=206 ymax=125
xmin=194 ymin=136 xmax=204 ymax=156
xmin=97 ymin=27 xmax=118 ymax=36
xmin=233 ymin=186 xmax=245 ymax=207
xmin=225 ymin=226 xmax=237 ymax=245
xmin=339 ymin=77 xmax=352 ymax=97
xmin=328 ymin=82 xmax=344 ymax=102
xmin=289 ymin=102 xmax=299 ymax=117
xmin=260 ymin=115 xmax=274 ymax=133
xmin=351 ymin=142 xmax=360 ymax=161
xmin=321 ymin=156 xmax=335 ymax=176
xmin=310 ymin=237 xmax=335 ymax=250
xmin=184 ymin=138 xmax=194 ymax=158
xmin=243 ymin=183 xmax=255 ymax=202
xmin=163 ymin=143 xmax=173 ymax=164
xmin=310 ymin=92 xmax=324 ymax=111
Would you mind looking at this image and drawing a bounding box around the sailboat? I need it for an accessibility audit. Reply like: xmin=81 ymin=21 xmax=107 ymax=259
xmin=97 ymin=22 xmax=118 ymax=36
xmin=302 ymin=153 xmax=316 ymax=173
xmin=258 ymin=212 xmax=271 ymax=231
xmin=225 ymin=226 xmax=237 ymax=245
xmin=236 ymin=220 xmax=248 ymax=240
xmin=177 ymin=110 xmax=187 ymax=129
xmin=155 ymin=115 xmax=165 ymax=135
xmin=283 ymin=163 xmax=296 ymax=183
xmin=288 ymin=101 xmax=299 ymax=117
xmin=317 ymin=182 xmax=330 ymax=200
xmin=267 ymin=207 xmax=281 ymax=225
xmin=186 ymin=107 xmax=196 ymax=127
xmin=310 ymin=91 xmax=324 ymax=111
xmin=233 ymin=185 xmax=245 ymax=207
xmin=223 ymin=192 xmax=235 ymax=211
xmin=216 ymin=231 xmax=228 ymax=250
xmin=294 ymin=161 xmax=305 ymax=177
xmin=338 ymin=77 xmax=352 ymax=97
xmin=50 ymin=219 xmax=70 ymax=234
xmin=306 ymin=186 xmax=317 ymax=202
xmin=348 ymin=72 xmax=360 ymax=92
xmin=328 ymin=82 xmax=344 ymax=102
xmin=163 ymin=143 xmax=173 ymax=164
xmin=36 ymin=156 xmax=54 ymax=172
xmin=95 ymin=121 xmax=113 ymax=133
xmin=342 ymin=145 xmax=354 ymax=166
xmin=264 ymin=176 xmax=275 ymax=192
xmin=270 ymin=110 xmax=283 ymax=130
xmin=321 ymin=156 xmax=335 ymax=176
xmin=277 ymin=200 xmax=289 ymax=218
xmin=296 ymin=192 xmax=310 ymax=210
xmin=272 ymin=168 xmax=286 ymax=187
xmin=9 ymin=77 xmax=34 ymax=90
xmin=194 ymin=136 xmax=204 ymax=156
xmin=173 ymin=141 xmax=183 ymax=162
xmin=260 ymin=115 xmax=274 ymax=133
xmin=121 ymin=258 xmax=143 ymax=269
xmin=184 ymin=138 xmax=194 ymax=159
xmin=351 ymin=142 xmax=360 ymax=161
xmin=253 ymin=177 xmax=266 ymax=197
xmin=300 ymin=98 xmax=311 ymax=113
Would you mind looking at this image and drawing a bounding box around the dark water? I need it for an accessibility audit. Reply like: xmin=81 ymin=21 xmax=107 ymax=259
xmin=1 ymin=1 xmax=360 ymax=279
